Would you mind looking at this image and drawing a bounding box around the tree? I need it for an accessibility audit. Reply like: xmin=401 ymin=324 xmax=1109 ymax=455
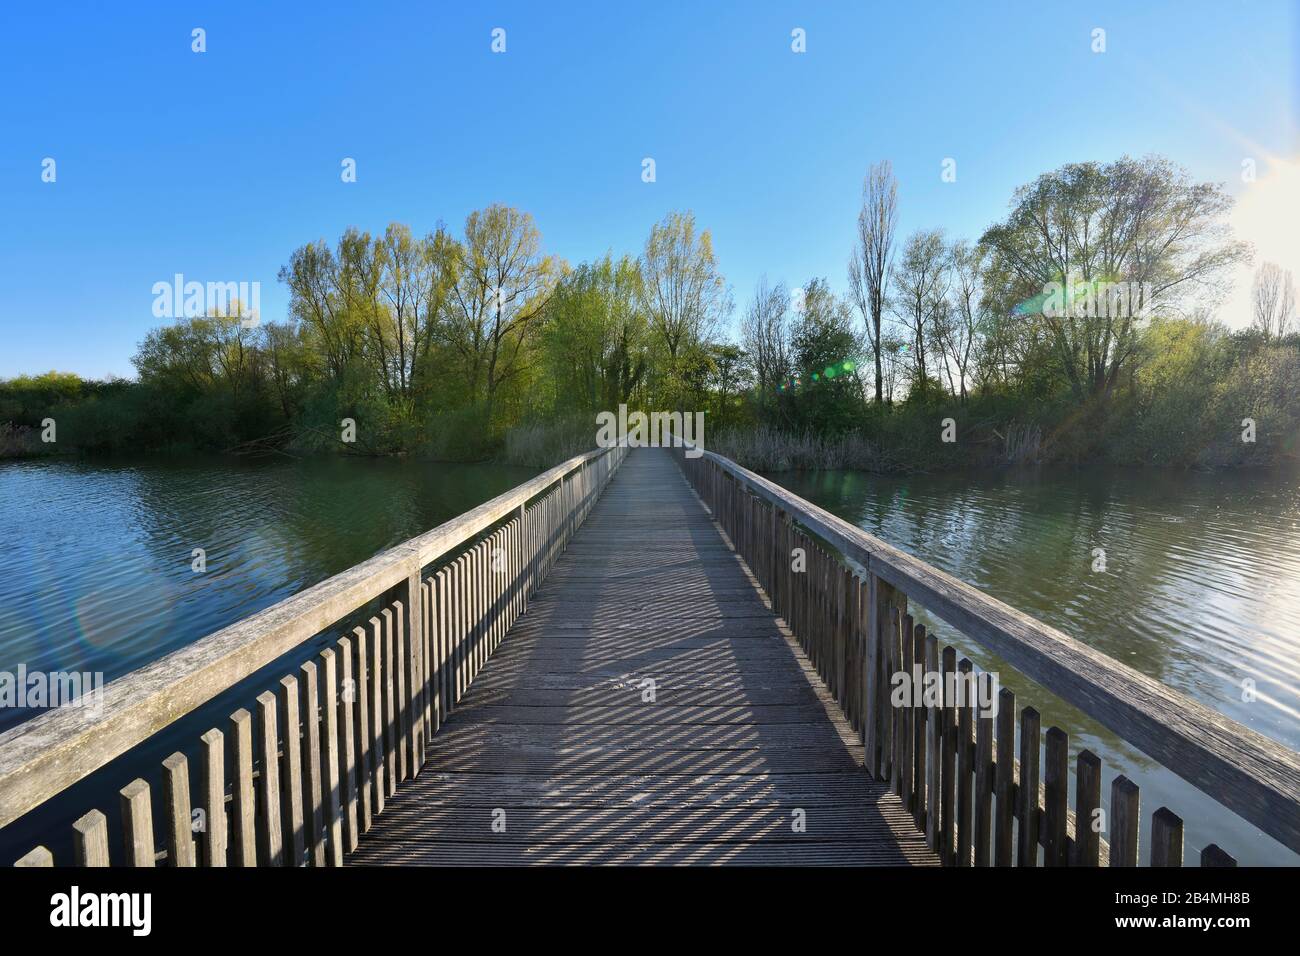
xmin=640 ymin=211 xmax=731 ymax=407
xmin=981 ymin=155 xmax=1249 ymax=397
xmin=740 ymin=276 xmax=792 ymax=397
xmin=132 ymin=306 xmax=265 ymax=402
xmin=260 ymin=320 xmax=312 ymax=420
xmin=133 ymin=320 xmax=210 ymax=395
xmin=879 ymin=330 xmax=907 ymax=403
xmin=541 ymin=255 xmax=649 ymax=413
xmin=788 ymin=278 xmax=863 ymax=434
xmin=890 ymin=229 xmax=949 ymax=395
xmin=932 ymin=240 xmax=984 ymax=401
xmin=1251 ymin=262 xmax=1295 ymax=340
xmin=278 ymin=240 xmax=362 ymax=384
xmin=373 ymin=223 xmax=459 ymax=405
xmin=442 ymin=205 xmax=557 ymax=425
xmin=706 ymin=343 xmax=749 ymax=428
xmin=848 ymin=161 xmax=899 ymax=403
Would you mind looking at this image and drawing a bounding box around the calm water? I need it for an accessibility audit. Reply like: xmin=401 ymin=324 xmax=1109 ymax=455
xmin=771 ymin=465 xmax=1300 ymax=865
xmin=2 ymin=456 xmax=1299 ymax=864
xmin=0 ymin=455 xmax=539 ymax=736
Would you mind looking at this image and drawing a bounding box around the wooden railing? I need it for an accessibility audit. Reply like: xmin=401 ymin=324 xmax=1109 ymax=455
xmin=672 ymin=444 xmax=1300 ymax=866
xmin=1 ymin=445 xmax=626 ymax=866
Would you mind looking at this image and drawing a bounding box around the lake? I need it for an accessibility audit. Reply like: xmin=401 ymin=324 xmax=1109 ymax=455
xmin=1 ymin=455 xmax=1298 ymax=863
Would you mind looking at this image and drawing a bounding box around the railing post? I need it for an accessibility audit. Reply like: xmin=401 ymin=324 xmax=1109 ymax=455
xmin=993 ymin=687 xmax=1015 ymax=865
xmin=924 ymin=631 xmax=941 ymax=851
xmin=405 ymin=567 xmax=424 ymax=773
xmin=868 ymin=574 xmax=906 ymax=780
xmin=1110 ymin=775 xmax=1140 ymax=866
xmin=225 ymin=710 xmax=255 ymax=867
xmin=72 ymin=810 xmax=110 ymax=867
xmin=200 ymin=727 xmax=227 ymax=867
xmin=161 ymin=752 xmax=196 ymax=867
xmin=253 ymin=693 xmax=283 ymax=867
xmin=279 ymin=674 xmax=307 ymax=864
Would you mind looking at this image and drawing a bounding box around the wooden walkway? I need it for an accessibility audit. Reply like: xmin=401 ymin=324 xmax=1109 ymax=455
xmin=349 ymin=449 xmax=935 ymax=865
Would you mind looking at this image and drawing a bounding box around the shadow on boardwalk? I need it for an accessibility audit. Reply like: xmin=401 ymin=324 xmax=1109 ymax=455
xmin=348 ymin=449 xmax=936 ymax=866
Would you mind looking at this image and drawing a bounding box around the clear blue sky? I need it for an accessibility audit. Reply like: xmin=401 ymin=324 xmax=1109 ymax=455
xmin=1 ymin=0 xmax=1296 ymax=378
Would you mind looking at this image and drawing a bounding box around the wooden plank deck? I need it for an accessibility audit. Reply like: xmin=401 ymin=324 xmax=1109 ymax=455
xmin=349 ymin=448 xmax=936 ymax=866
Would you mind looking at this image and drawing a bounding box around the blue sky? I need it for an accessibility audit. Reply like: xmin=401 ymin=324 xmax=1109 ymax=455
xmin=1 ymin=0 xmax=1296 ymax=378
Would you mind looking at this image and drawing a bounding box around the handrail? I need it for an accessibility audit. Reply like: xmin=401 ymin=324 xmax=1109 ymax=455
xmin=676 ymin=442 xmax=1300 ymax=857
xmin=0 ymin=445 xmax=620 ymax=833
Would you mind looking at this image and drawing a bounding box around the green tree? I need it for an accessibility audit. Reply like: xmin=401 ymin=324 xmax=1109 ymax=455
xmin=640 ymin=211 xmax=731 ymax=408
xmin=787 ymin=278 xmax=864 ymax=435
xmin=442 ymin=205 xmax=557 ymax=428
xmin=981 ymin=155 xmax=1249 ymax=397
xmin=540 ymin=255 xmax=649 ymax=413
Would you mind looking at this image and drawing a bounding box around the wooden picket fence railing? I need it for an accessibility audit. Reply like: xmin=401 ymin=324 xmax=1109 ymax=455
xmin=672 ymin=443 xmax=1300 ymax=866
xmin=1 ymin=445 xmax=626 ymax=866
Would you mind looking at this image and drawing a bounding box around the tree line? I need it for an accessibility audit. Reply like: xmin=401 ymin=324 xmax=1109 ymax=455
xmin=2 ymin=154 xmax=1297 ymax=469
xmin=737 ymin=155 xmax=1296 ymax=467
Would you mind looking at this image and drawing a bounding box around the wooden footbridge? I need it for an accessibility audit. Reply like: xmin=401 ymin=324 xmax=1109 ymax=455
xmin=2 ymin=444 xmax=1299 ymax=867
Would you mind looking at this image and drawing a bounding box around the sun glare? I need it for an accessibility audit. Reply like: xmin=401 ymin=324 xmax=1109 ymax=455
xmin=1233 ymin=159 xmax=1300 ymax=276
xmin=1217 ymin=158 xmax=1300 ymax=327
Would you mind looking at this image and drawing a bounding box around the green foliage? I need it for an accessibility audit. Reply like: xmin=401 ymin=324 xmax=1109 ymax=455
xmin=540 ymin=255 xmax=649 ymax=414
xmin=1207 ymin=343 xmax=1300 ymax=466
xmin=778 ymin=278 xmax=866 ymax=437
xmin=4 ymin=169 xmax=1298 ymax=473
xmin=980 ymin=155 xmax=1248 ymax=398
